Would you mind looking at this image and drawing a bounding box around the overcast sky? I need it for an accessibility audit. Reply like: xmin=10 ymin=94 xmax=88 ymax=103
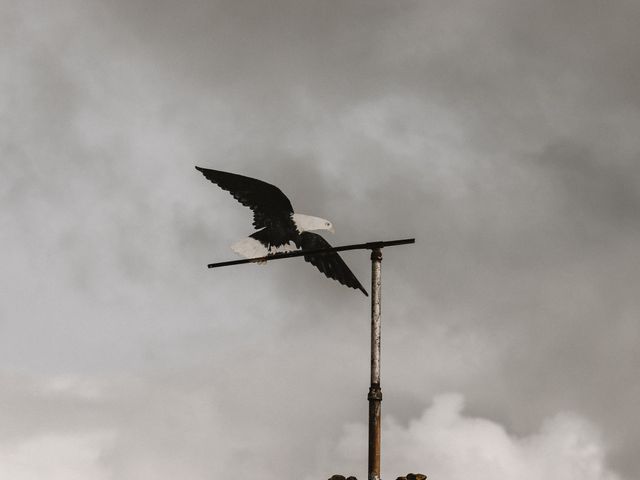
xmin=2 ymin=0 xmax=639 ymax=478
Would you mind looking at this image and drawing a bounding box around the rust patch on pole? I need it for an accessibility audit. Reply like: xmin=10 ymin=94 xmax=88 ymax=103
xmin=368 ymin=248 xmax=383 ymax=480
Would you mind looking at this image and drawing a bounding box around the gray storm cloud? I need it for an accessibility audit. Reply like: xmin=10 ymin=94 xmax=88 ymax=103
xmin=1 ymin=0 xmax=639 ymax=478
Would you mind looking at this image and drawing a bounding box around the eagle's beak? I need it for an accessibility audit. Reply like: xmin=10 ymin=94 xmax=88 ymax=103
xmin=329 ymin=225 xmax=335 ymax=234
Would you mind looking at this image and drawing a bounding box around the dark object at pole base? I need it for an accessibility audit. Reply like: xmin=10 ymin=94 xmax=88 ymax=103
xmin=328 ymin=473 xmax=426 ymax=480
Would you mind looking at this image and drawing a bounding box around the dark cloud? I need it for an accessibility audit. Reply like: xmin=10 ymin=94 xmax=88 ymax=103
xmin=534 ymin=140 xmax=640 ymax=230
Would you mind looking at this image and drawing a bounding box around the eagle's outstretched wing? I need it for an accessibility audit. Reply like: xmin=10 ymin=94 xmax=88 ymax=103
xmin=195 ymin=167 xmax=294 ymax=229
xmin=299 ymin=232 xmax=368 ymax=296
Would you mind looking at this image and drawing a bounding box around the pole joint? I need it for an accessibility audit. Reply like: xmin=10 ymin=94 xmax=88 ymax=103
xmin=367 ymin=385 xmax=383 ymax=401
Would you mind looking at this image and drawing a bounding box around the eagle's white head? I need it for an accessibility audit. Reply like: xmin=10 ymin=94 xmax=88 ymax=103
xmin=292 ymin=213 xmax=335 ymax=234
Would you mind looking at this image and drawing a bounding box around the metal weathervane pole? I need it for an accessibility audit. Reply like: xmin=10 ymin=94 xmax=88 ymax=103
xmin=368 ymin=247 xmax=383 ymax=480
xmin=207 ymin=237 xmax=414 ymax=479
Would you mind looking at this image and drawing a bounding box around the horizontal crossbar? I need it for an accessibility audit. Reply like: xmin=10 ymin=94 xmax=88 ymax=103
xmin=207 ymin=237 xmax=415 ymax=269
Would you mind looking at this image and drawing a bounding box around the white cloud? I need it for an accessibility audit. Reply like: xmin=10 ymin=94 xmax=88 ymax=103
xmin=331 ymin=394 xmax=621 ymax=480
xmin=0 ymin=373 xmax=624 ymax=480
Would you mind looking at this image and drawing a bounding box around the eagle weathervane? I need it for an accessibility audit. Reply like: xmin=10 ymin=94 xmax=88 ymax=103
xmin=195 ymin=167 xmax=368 ymax=295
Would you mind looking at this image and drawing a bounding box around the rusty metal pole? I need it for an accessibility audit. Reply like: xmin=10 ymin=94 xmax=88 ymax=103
xmin=205 ymin=238 xmax=416 ymax=478
xmin=368 ymin=248 xmax=383 ymax=480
